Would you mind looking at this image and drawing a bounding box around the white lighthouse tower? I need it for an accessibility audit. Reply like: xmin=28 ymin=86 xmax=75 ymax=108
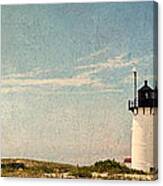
xmin=128 ymin=70 xmax=158 ymax=173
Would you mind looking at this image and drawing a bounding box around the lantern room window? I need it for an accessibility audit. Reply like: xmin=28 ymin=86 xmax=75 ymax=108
xmin=145 ymin=92 xmax=149 ymax=99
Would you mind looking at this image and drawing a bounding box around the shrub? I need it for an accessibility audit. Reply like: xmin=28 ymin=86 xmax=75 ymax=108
xmin=70 ymin=167 xmax=92 ymax=178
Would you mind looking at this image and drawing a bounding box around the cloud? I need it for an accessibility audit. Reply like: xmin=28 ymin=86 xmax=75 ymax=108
xmin=1 ymin=53 xmax=137 ymax=94
xmin=3 ymin=67 xmax=58 ymax=79
xmin=0 ymin=87 xmax=30 ymax=94
xmin=0 ymin=76 xmax=122 ymax=95
xmin=75 ymin=54 xmax=139 ymax=83
xmin=48 ymin=88 xmax=123 ymax=95
xmin=77 ymin=47 xmax=110 ymax=62
xmin=1 ymin=77 xmax=96 ymax=87
xmin=76 ymin=55 xmax=138 ymax=71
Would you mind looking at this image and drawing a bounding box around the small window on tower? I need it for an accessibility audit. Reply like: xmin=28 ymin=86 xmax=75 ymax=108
xmin=145 ymin=92 xmax=149 ymax=99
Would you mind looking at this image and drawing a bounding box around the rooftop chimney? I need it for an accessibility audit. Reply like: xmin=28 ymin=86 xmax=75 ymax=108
xmin=144 ymin=80 xmax=148 ymax=86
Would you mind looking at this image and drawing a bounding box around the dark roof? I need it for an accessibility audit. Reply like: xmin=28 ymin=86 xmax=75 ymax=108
xmin=138 ymin=80 xmax=153 ymax=92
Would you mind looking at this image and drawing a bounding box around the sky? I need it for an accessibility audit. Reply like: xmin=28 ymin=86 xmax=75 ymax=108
xmin=1 ymin=2 xmax=156 ymax=165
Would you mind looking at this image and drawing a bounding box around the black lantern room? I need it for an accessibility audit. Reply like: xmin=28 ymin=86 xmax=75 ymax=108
xmin=138 ymin=80 xmax=158 ymax=108
xmin=128 ymin=70 xmax=158 ymax=113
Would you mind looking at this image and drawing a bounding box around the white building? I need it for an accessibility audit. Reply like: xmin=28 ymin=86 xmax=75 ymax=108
xmin=128 ymin=71 xmax=158 ymax=173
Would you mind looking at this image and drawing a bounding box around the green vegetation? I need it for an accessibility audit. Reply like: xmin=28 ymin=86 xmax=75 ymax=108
xmin=69 ymin=159 xmax=146 ymax=178
xmin=90 ymin=159 xmax=146 ymax=174
xmin=70 ymin=167 xmax=92 ymax=178
xmin=1 ymin=158 xmax=155 ymax=180
xmin=1 ymin=158 xmax=75 ymax=178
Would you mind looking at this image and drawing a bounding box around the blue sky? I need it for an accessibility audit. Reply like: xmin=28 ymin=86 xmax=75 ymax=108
xmin=1 ymin=2 xmax=156 ymax=165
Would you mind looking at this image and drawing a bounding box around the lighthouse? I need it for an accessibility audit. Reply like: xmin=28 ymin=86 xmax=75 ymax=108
xmin=128 ymin=70 xmax=158 ymax=173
